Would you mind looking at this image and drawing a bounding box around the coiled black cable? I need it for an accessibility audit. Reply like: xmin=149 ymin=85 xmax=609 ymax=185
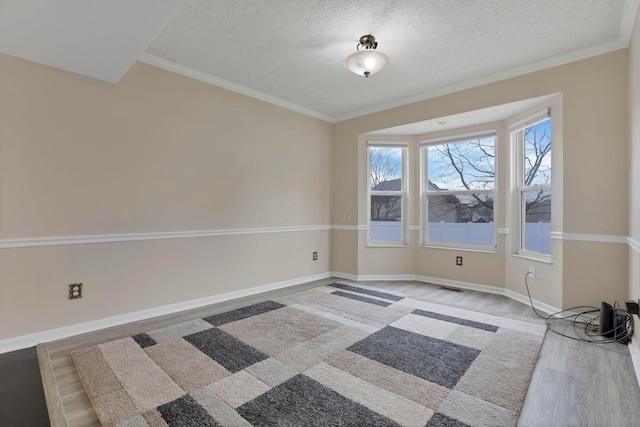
xmin=524 ymin=272 xmax=634 ymax=344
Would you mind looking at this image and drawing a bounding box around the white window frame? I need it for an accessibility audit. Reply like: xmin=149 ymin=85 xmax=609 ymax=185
xmin=367 ymin=141 xmax=408 ymax=246
xmin=511 ymin=109 xmax=552 ymax=260
xmin=420 ymin=130 xmax=497 ymax=250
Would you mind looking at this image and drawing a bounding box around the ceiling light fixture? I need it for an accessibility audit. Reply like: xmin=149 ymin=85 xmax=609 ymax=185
xmin=344 ymin=34 xmax=389 ymax=78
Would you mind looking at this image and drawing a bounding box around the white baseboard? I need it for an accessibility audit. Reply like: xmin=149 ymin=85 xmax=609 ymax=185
xmin=0 ymin=272 xmax=331 ymax=355
xmin=331 ymin=271 xmax=561 ymax=316
xmin=630 ymin=315 xmax=640 ymax=386
xmin=415 ymin=274 xmax=560 ymax=316
xmin=0 ymin=270 xmax=563 ymax=354
xmin=345 ymin=273 xmax=418 ymax=282
xmin=415 ymin=274 xmax=505 ymax=296
xmin=503 ymin=289 xmax=561 ymax=317
xmin=330 ymin=271 xmax=359 ymax=281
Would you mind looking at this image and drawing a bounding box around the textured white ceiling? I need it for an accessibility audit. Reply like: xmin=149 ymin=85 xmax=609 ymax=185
xmin=145 ymin=0 xmax=638 ymax=121
xmin=0 ymin=0 xmax=637 ymax=121
xmin=0 ymin=0 xmax=184 ymax=83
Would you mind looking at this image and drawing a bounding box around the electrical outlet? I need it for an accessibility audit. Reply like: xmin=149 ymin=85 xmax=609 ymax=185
xmin=456 ymin=256 xmax=463 ymax=266
xmin=69 ymin=283 xmax=82 ymax=299
xmin=529 ymin=266 xmax=535 ymax=278
xmin=313 ymin=251 xmax=318 ymax=261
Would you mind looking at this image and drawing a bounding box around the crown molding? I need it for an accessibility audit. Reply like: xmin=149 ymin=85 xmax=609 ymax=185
xmin=139 ymin=0 xmax=637 ymax=127
xmin=138 ymin=53 xmax=334 ymax=123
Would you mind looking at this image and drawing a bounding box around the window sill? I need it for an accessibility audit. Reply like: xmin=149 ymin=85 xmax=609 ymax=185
xmin=419 ymin=244 xmax=498 ymax=254
xmin=511 ymin=253 xmax=552 ymax=264
xmin=367 ymin=243 xmax=409 ymax=248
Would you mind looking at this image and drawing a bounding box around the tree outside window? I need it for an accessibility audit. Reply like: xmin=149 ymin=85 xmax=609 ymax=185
xmin=368 ymin=144 xmax=406 ymax=244
xmin=518 ymin=117 xmax=552 ymax=254
xmin=423 ymin=133 xmax=496 ymax=248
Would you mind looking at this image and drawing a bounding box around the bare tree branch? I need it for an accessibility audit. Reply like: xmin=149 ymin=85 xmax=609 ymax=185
xmin=429 ymin=125 xmax=550 ymax=221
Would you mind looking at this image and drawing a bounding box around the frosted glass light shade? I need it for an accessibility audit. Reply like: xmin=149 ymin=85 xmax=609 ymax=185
xmin=344 ymin=49 xmax=389 ymax=77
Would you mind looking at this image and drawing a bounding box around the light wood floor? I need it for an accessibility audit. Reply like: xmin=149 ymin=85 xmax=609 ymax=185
xmin=39 ymin=278 xmax=640 ymax=426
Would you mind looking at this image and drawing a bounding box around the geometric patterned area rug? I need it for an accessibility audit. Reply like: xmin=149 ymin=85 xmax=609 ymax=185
xmin=71 ymin=282 xmax=547 ymax=427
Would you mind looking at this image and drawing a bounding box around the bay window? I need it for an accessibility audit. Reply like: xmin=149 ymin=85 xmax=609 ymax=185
xmin=368 ymin=143 xmax=407 ymax=245
xmin=421 ymin=131 xmax=497 ymax=249
xmin=511 ymin=109 xmax=552 ymax=256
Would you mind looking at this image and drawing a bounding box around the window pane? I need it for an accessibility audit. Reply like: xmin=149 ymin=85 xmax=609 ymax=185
xmin=427 ymin=137 xmax=495 ymax=191
xmin=427 ymin=193 xmax=494 ymax=246
xmin=370 ymin=195 xmax=402 ymax=241
xmin=523 ymin=189 xmax=551 ymax=254
xmin=524 ymin=119 xmax=551 ymax=186
xmin=370 ymin=146 xmax=402 ymax=191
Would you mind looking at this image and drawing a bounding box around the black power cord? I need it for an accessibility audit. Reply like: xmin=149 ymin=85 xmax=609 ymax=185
xmin=524 ymin=272 xmax=634 ymax=344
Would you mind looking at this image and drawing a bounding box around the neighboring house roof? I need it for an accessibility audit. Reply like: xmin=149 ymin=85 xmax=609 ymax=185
xmin=371 ymin=178 xmax=401 ymax=191
xmin=373 ymin=178 xmax=499 ymax=223
xmin=372 ymin=179 xmax=446 ymax=192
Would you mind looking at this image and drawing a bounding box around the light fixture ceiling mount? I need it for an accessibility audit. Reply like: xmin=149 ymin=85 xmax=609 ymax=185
xmin=344 ymin=34 xmax=389 ymax=78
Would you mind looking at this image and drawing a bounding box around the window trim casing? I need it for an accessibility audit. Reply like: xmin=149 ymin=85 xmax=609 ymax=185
xmin=511 ymin=109 xmax=552 ymax=260
xmin=420 ymin=129 xmax=498 ymax=251
xmin=367 ymin=141 xmax=408 ymax=247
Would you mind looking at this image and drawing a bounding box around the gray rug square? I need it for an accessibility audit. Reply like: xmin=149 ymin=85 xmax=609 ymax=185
xmin=236 ymin=374 xmax=401 ymax=427
xmin=426 ymin=412 xmax=471 ymax=427
xmin=328 ymin=283 xmax=404 ymax=301
xmin=347 ymin=326 xmax=481 ymax=388
xmin=203 ymin=301 xmax=285 ymax=326
xmin=330 ymin=290 xmax=392 ymax=306
xmin=412 ymin=309 xmax=499 ymax=332
xmin=132 ymin=333 xmax=156 ymax=348
xmin=183 ymin=327 xmax=268 ymax=373
xmin=157 ymin=394 xmax=220 ymax=427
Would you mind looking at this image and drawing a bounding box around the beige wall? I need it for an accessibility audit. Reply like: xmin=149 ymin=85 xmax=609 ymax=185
xmin=1 ymin=232 xmax=329 ymax=339
xmin=629 ymin=6 xmax=640 ymax=356
xmin=0 ymin=57 xmax=332 ymax=235
xmin=332 ymin=50 xmax=629 ymax=310
xmin=1 ymin=30 xmax=637 ymax=344
xmin=330 ymin=229 xmax=359 ymax=275
xmin=0 ymin=55 xmax=332 ymax=341
xmin=630 ymin=2 xmax=640 ymax=300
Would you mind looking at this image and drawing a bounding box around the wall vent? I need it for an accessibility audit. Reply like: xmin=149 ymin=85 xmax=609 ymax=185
xmin=439 ymin=286 xmax=463 ymax=292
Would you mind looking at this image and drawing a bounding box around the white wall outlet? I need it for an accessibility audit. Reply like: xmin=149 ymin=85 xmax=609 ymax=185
xmin=528 ymin=266 xmax=535 ymax=278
